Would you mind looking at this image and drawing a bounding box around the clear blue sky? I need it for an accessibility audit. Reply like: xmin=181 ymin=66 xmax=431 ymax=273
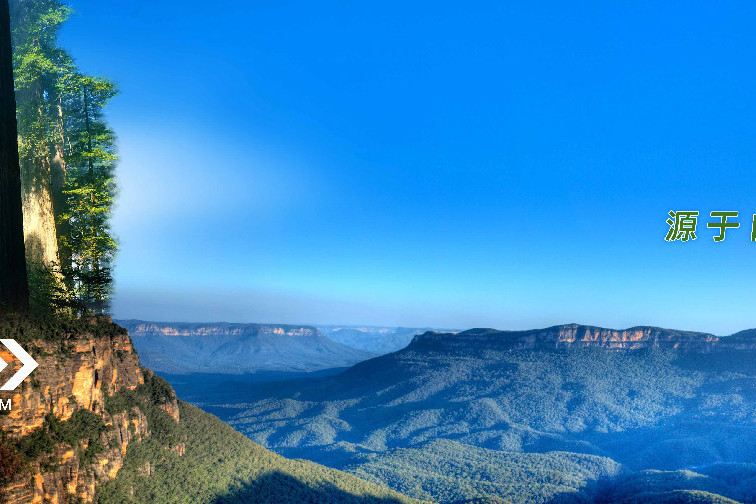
xmin=59 ymin=0 xmax=756 ymax=334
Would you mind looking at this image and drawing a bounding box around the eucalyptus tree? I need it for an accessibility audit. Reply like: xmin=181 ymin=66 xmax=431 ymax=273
xmin=10 ymin=0 xmax=119 ymax=313
xmin=10 ymin=0 xmax=70 ymax=271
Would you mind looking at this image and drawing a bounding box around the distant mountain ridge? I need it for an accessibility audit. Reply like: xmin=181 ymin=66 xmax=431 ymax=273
xmin=125 ymin=320 xmax=320 ymax=338
xmin=117 ymin=319 xmax=376 ymax=375
xmin=0 ymin=315 xmax=426 ymax=504
xmin=411 ymin=323 xmax=756 ymax=352
xmin=317 ymin=326 xmax=448 ymax=354
xmin=191 ymin=321 xmax=756 ymax=504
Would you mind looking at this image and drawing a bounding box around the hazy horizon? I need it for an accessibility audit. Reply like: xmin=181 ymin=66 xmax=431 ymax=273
xmin=110 ymin=289 xmax=750 ymax=337
xmin=58 ymin=0 xmax=756 ymax=335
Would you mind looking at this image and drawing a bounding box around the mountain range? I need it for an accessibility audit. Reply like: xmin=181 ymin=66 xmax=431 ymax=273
xmin=117 ymin=320 xmax=376 ymax=375
xmin=0 ymin=315 xmax=427 ymax=504
xmin=183 ymin=324 xmax=756 ymax=504
xmin=316 ymin=326 xmax=453 ymax=354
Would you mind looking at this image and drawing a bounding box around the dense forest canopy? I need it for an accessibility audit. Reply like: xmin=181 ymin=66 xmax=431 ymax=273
xmin=10 ymin=0 xmax=117 ymax=314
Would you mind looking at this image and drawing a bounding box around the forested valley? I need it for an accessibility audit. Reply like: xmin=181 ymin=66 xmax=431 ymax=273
xmin=188 ymin=326 xmax=756 ymax=504
xmin=1 ymin=2 xmax=755 ymax=504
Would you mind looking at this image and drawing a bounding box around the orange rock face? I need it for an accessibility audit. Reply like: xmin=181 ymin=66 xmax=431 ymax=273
xmin=0 ymin=324 xmax=158 ymax=504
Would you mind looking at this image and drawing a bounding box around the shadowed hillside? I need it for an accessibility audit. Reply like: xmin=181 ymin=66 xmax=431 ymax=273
xmin=209 ymin=470 xmax=415 ymax=504
xmin=0 ymin=315 xmax=427 ymax=504
xmin=185 ymin=324 xmax=756 ymax=504
xmin=97 ymin=399 xmax=430 ymax=504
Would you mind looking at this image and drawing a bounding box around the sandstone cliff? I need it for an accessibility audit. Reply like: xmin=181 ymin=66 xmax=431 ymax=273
xmin=0 ymin=316 xmax=179 ymax=504
xmin=411 ymin=323 xmax=756 ymax=352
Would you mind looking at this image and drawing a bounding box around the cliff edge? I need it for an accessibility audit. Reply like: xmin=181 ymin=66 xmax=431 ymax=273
xmin=409 ymin=323 xmax=754 ymax=352
xmin=0 ymin=315 xmax=180 ymax=503
xmin=0 ymin=314 xmax=427 ymax=504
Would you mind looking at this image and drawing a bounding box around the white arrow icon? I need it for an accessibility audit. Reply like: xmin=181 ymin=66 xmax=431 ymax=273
xmin=0 ymin=339 xmax=38 ymax=391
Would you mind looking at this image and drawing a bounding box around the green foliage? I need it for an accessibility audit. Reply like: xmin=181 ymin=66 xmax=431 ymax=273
xmin=58 ymin=75 xmax=118 ymax=314
xmin=189 ymin=336 xmax=756 ymax=504
xmin=11 ymin=0 xmax=72 ymax=158
xmin=0 ymin=318 xmax=427 ymax=504
xmin=105 ymin=371 xmax=176 ymax=414
xmin=593 ymin=467 xmax=756 ymax=504
xmin=15 ymin=418 xmax=55 ymax=460
xmin=11 ymin=0 xmax=118 ymax=315
xmin=146 ymin=371 xmax=175 ymax=404
xmin=103 ymin=388 xmax=136 ymax=417
xmin=27 ymin=262 xmax=70 ymax=314
xmin=0 ymin=440 xmax=23 ymax=488
xmin=14 ymin=410 xmax=105 ymax=464
xmin=0 ymin=311 xmax=126 ymax=344
xmin=96 ymin=397 xmax=427 ymax=504
xmin=348 ymin=439 xmax=620 ymax=504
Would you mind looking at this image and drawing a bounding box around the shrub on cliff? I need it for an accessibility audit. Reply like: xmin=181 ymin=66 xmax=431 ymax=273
xmin=0 ymin=440 xmax=22 ymax=487
xmin=0 ymin=312 xmax=126 ymax=344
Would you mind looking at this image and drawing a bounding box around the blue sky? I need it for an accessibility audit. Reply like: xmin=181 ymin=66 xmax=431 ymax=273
xmin=59 ymin=1 xmax=756 ymax=333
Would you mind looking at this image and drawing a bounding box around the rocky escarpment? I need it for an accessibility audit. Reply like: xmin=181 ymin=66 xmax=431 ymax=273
xmin=117 ymin=319 xmax=375 ymax=375
xmin=0 ymin=316 xmax=180 ymax=504
xmin=410 ymin=324 xmax=756 ymax=353
xmin=120 ymin=320 xmax=321 ymax=339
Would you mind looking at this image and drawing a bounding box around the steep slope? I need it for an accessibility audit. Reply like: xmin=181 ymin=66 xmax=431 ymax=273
xmin=97 ymin=395 xmax=428 ymax=504
xmin=192 ymin=324 xmax=756 ymax=504
xmin=0 ymin=315 xmax=147 ymax=503
xmin=118 ymin=320 xmax=375 ymax=374
xmin=0 ymin=315 xmax=428 ymax=504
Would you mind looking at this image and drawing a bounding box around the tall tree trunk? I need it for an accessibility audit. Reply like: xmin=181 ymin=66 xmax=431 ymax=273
xmin=10 ymin=0 xmax=60 ymax=271
xmin=50 ymin=93 xmax=70 ymax=284
xmin=0 ymin=0 xmax=29 ymax=311
xmin=50 ymin=95 xmax=67 ymax=234
xmin=19 ymin=80 xmax=59 ymax=269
